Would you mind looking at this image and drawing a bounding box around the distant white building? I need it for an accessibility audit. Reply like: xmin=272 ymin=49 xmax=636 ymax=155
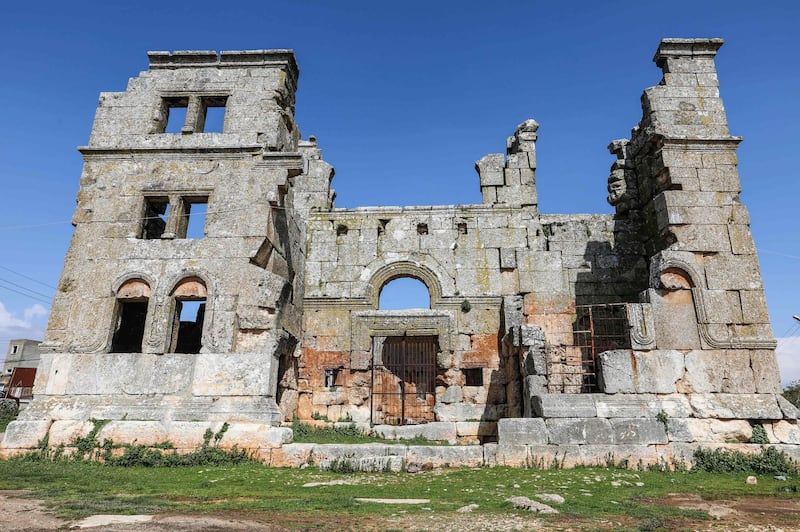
xmin=1 ymin=339 xmax=42 ymax=394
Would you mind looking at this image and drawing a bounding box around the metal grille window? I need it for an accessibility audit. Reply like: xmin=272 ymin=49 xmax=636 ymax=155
xmin=545 ymin=304 xmax=631 ymax=393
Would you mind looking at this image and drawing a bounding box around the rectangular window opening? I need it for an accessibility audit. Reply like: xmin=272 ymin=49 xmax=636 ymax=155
xmin=463 ymin=367 xmax=484 ymax=387
xmin=11 ymin=345 xmax=18 ymax=354
xmin=163 ymin=98 xmax=189 ymax=133
xmin=142 ymin=197 xmax=170 ymax=239
xmin=173 ymin=299 xmax=205 ymax=354
xmin=182 ymin=197 xmax=208 ymax=239
xmin=111 ymin=301 xmax=148 ymax=353
xmin=200 ymin=96 xmax=228 ymax=133
xmin=324 ymin=368 xmax=344 ymax=389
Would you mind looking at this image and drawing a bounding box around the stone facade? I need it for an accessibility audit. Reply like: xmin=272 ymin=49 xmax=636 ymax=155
xmin=3 ymin=39 xmax=797 ymax=464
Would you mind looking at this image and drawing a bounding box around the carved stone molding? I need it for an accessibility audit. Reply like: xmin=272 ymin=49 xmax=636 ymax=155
xmin=351 ymin=310 xmax=454 ymax=352
xmin=626 ymin=303 xmax=656 ymax=350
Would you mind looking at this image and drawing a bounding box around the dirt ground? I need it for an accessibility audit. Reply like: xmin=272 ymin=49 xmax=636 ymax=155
xmin=1 ymin=490 xmax=798 ymax=531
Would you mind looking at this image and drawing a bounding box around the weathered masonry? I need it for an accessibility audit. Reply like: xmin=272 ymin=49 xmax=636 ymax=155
xmin=3 ymin=39 xmax=798 ymax=466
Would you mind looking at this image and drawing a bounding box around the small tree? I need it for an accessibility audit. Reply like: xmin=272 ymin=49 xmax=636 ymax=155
xmin=783 ymin=380 xmax=800 ymax=408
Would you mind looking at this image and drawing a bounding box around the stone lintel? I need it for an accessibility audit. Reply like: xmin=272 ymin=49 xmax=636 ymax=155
xmin=148 ymin=49 xmax=298 ymax=81
xmin=654 ymin=38 xmax=724 ymax=66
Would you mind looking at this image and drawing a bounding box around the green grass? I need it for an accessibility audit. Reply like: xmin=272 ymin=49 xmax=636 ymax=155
xmin=290 ymin=419 xmax=450 ymax=445
xmin=0 ymin=460 xmax=797 ymax=526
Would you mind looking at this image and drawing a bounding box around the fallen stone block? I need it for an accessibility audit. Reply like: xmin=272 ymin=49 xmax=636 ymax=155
xmin=506 ymin=496 xmax=558 ymax=513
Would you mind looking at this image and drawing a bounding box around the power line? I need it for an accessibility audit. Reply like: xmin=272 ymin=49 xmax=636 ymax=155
xmin=0 ymin=277 xmax=53 ymax=301
xmin=760 ymin=249 xmax=800 ymax=261
xmin=0 ymin=265 xmax=58 ymax=290
xmin=0 ymin=282 xmax=52 ymax=305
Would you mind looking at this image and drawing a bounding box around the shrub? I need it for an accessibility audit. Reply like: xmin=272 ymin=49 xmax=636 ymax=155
xmin=0 ymin=398 xmax=19 ymax=418
xmin=693 ymin=446 xmax=796 ymax=475
xmin=749 ymin=424 xmax=770 ymax=444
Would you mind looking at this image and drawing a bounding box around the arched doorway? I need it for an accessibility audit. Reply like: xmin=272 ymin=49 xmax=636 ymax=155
xmin=370 ymin=275 xmax=439 ymax=425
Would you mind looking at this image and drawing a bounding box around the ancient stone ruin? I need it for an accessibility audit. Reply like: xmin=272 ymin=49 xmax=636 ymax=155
xmin=3 ymin=38 xmax=798 ymax=467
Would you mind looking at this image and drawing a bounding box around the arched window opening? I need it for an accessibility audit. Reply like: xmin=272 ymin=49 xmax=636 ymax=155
xmin=170 ymin=277 xmax=207 ymax=354
xmin=111 ymin=279 xmax=151 ymax=353
xmin=379 ymin=277 xmax=431 ymax=310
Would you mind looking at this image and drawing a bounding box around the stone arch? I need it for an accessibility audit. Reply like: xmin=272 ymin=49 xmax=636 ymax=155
xmin=366 ymin=261 xmax=443 ymax=309
xmin=161 ymin=269 xmax=215 ymax=301
xmin=112 ymin=271 xmax=156 ymax=295
xmin=649 ymin=251 xmax=704 ymax=291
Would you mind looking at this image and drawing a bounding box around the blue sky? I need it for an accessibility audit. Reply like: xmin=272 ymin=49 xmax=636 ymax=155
xmin=1 ymin=1 xmax=798 ymax=383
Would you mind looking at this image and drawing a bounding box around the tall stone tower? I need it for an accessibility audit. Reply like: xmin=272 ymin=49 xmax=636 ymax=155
xmin=2 ymin=50 xmax=334 ymax=450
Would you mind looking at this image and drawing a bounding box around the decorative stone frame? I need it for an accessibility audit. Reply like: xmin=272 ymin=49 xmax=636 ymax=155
xmin=351 ymin=310 xmax=455 ymax=354
xmin=649 ymin=251 xmax=776 ymax=350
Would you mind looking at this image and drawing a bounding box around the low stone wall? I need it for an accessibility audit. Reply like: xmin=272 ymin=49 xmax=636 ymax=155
xmin=3 ymin=416 xmax=799 ymax=471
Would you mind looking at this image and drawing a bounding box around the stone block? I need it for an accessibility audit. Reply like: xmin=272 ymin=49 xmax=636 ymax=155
xmin=771 ymin=420 xmax=800 ymax=444
xmin=704 ymin=254 xmax=763 ymax=291
xmin=686 ymin=419 xmax=752 ymax=443
xmin=644 ymin=395 xmax=693 ymax=418
xmin=610 ymin=418 xmax=668 ymax=444
xmin=405 ymin=445 xmax=484 ymax=468
xmin=482 ymin=442 xmax=498 ymax=467
xmin=394 ymin=422 xmax=457 ymax=442
xmin=310 ymin=443 xmax=391 ymax=462
xmin=520 ymin=324 xmax=545 ymax=346
xmin=777 ymin=396 xmax=799 ymax=420
xmin=649 ymin=291 xmax=701 ymax=350
xmin=700 ymin=290 xmax=743 ymax=324
xmin=683 ymin=350 xmax=755 ymax=393
xmin=579 ymin=444 xmax=659 ymax=467
xmin=527 ymin=444 xmax=582 ymax=469
xmin=456 ymin=421 xmax=496 ymax=437
xmin=531 ymin=394 xmax=597 ymax=418
xmin=633 ymin=350 xmax=684 ymax=393
xmin=441 ymin=386 xmax=463 ymax=404
xmin=318 ymin=455 xmax=403 ymax=472
xmin=751 ymin=350 xmax=782 ymax=394
xmin=595 ymin=394 xmax=649 ymax=418
xmin=434 ymin=403 xmax=490 ymax=422
xmin=689 ymin=394 xmax=782 ymax=420
xmin=97 ymin=421 xmax=168 ymax=447
xmin=545 ymin=418 xmax=614 ymax=444
xmin=596 ymin=350 xmax=635 ymax=394
xmin=269 ymin=443 xmax=315 ymax=467
xmin=192 ymin=353 xmax=272 ymax=396
xmin=497 ymin=418 xmax=547 ymax=445
xmin=47 ymin=420 xmax=95 ymax=446
xmin=219 ymin=424 xmax=292 ymax=449
xmin=165 ymin=422 xmax=226 ymax=449
xmin=0 ymin=420 xmax=52 ymax=449
xmin=494 ymin=444 xmax=529 ymax=467
xmin=666 ymin=418 xmax=694 ymax=442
